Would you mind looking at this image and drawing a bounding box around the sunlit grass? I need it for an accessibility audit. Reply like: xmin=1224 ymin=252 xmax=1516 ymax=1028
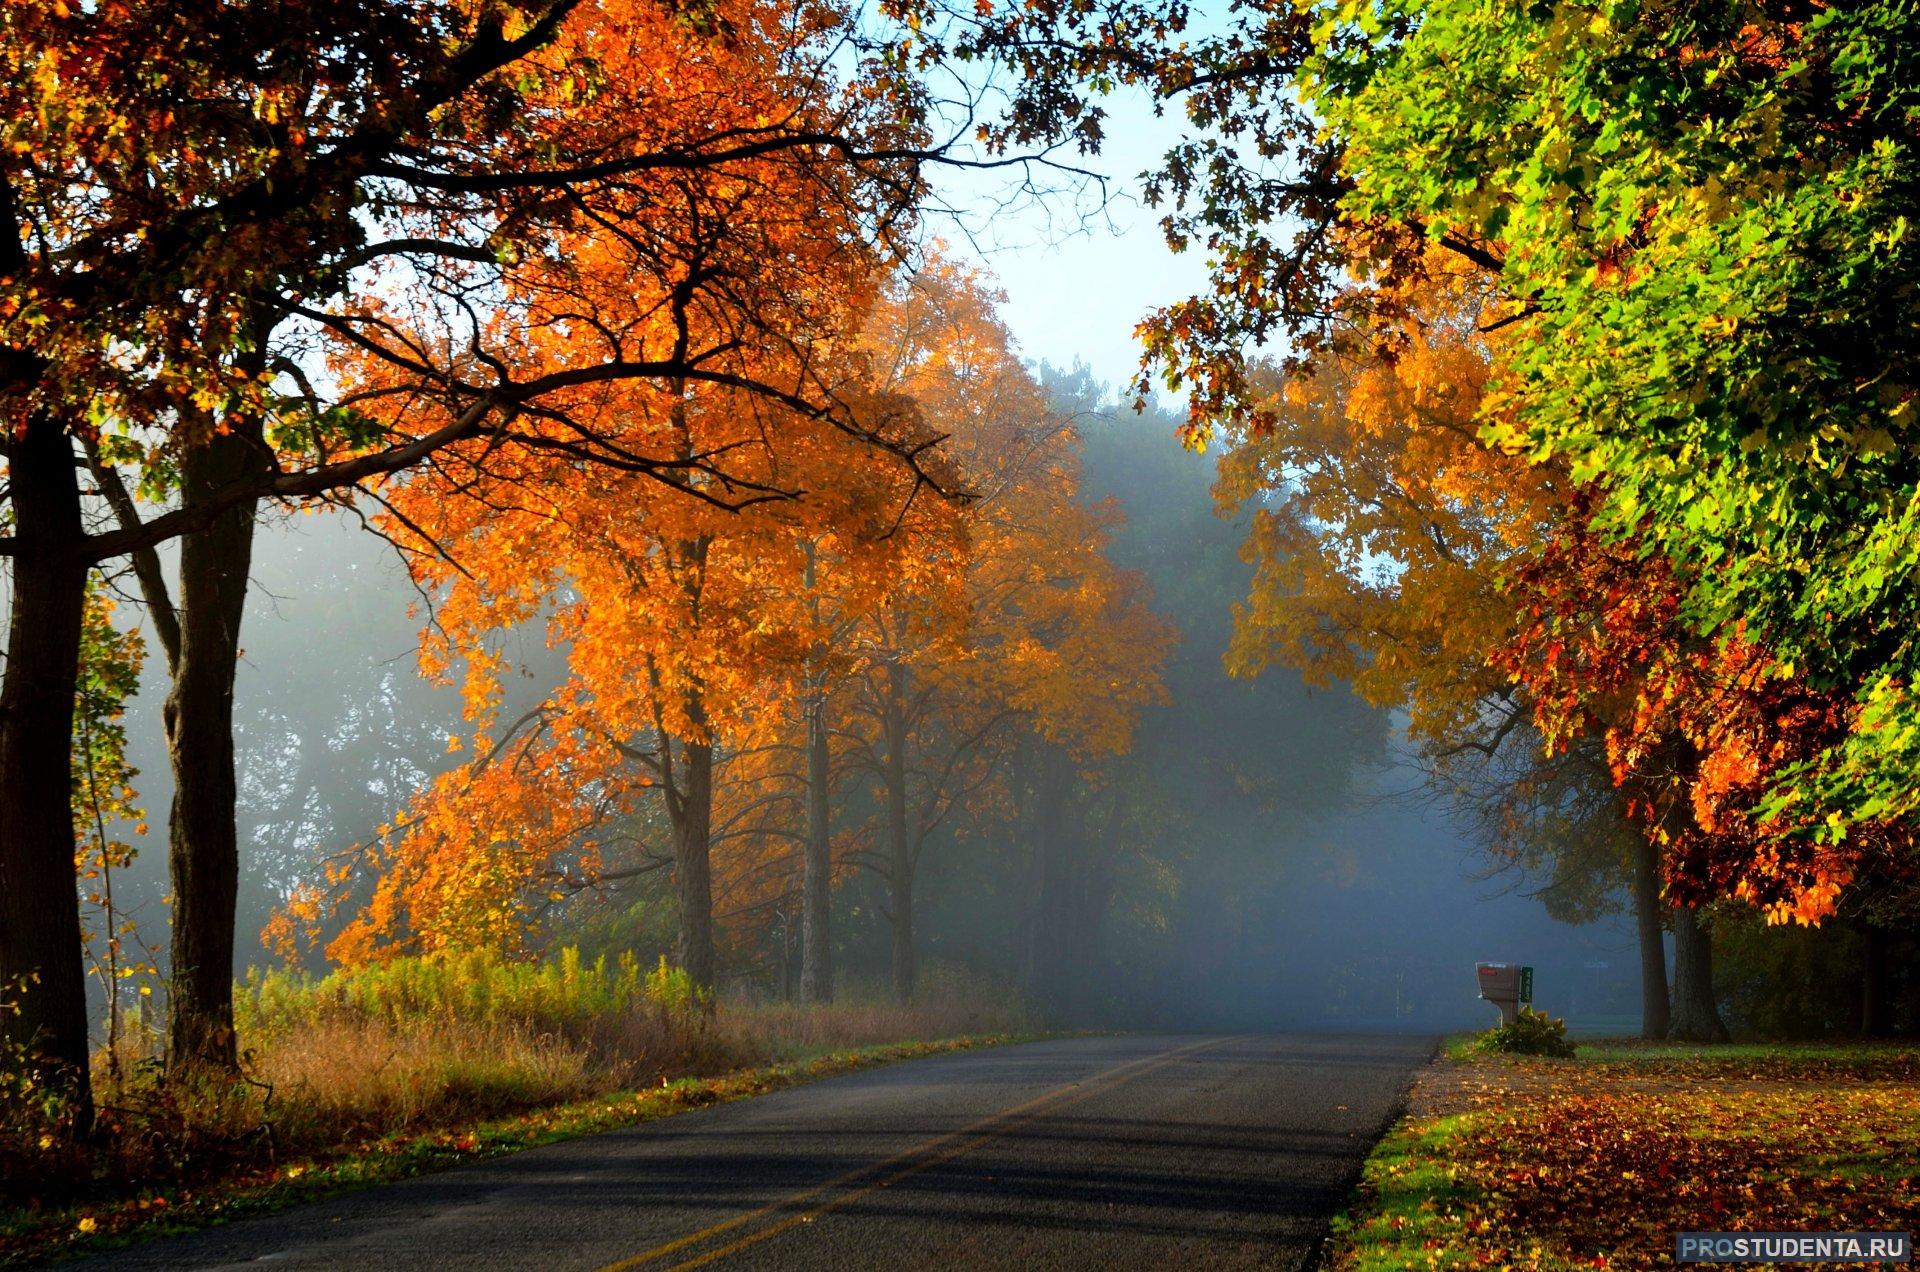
xmin=1328 ymin=1113 xmax=1511 ymax=1272
xmin=1573 ymin=1039 xmax=1910 ymax=1063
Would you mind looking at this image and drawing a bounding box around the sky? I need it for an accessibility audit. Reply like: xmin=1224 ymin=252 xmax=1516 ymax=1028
xmin=930 ymin=89 xmax=1214 ymax=396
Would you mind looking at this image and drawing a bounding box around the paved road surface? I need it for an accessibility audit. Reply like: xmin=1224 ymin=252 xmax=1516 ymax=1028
xmin=86 ymin=1033 xmax=1433 ymax=1271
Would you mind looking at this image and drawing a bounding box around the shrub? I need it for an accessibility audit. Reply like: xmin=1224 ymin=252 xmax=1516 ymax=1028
xmin=1712 ymin=909 xmax=1896 ymax=1039
xmin=0 ymin=979 xmax=87 ymax=1198
xmin=1476 ymin=1007 xmax=1576 ymax=1058
xmin=236 ymin=947 xmax=655 ymax=1039
xmin=643 ymin=955 xmax=708 ymax=1021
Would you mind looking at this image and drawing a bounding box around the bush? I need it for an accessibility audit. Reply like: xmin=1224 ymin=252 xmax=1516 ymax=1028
xmin=642 ymin=955 xmax=708 ymax=1021
xmin=0 ymin=974 xmax=95 ymax=1191
xmin=236 ymin=947 xmax=735 ymax=1101
xmin=1476 ymin=1007 xmax=1575 ymax=1058
xmin=236 ymin=947 xmax=658 ymax=1039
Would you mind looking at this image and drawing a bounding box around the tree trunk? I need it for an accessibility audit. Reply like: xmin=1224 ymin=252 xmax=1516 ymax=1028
xmin=799 ymin=546 xmax=833 ymax=1004
xmin=1667 ymin=905 xmax=1728 ymax=1043
xmin=1861 ymin=922 xmax=1893 ymax=1038
xmin=165 ymin=428 xmax=259 ymax=1075
xmin=888 ymin=862 xmax=915 ymax=1005
xmin=0 ymin=412 xmax=94 ymax=1132
xmin=882 ymin=666 xmax=915 ymax=1003
xmin=1629 ymin=836 xmax=1671 ymax=1040
xmin=781 ymin=914 xmax=799 ymax=1002
xmin=1063 ymin=824 xmax=1114 ymax=1021
xmin=799 ymin=672 xmax=833 ymax=1002
xmin=884 ymin=754 xmax=914 ymax=1003
xmin=673 ymin=739 xmax=716 ymax=991
xmin=1023 ymin=745 xmax=1073 ymax=1020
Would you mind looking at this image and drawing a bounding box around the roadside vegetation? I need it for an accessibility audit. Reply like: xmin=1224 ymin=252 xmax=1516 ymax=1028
xmin=1330 ymin=1038 xmax=1920 ymax=1271
xmin=2 ymin=950 xmax=1026 ymax=1266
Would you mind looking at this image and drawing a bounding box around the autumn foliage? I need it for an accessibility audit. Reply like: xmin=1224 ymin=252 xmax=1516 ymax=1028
xmin=1496 ymin=512 xmax=1916 ymax=927
xmin=2 ymin=0 xmax=954 ymax=1123
xmin=306 ymin=255 xmax=1169 ymax=996
xmin=14 ymin=0 xmax=1920 ymax=1247
xmin=1213 ymin=257 xmax=1554 ymax=750
xmin=1214 ymin=242 xmax=1917 ymax=934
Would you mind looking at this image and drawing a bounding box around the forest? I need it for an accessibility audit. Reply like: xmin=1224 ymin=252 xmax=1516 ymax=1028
xmin=2 ymin=0 xmax=1918 ymax=1256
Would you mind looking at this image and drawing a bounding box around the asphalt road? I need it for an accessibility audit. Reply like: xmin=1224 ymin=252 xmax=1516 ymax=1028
xmin=85 ymin=1033 xmax=1434 ymax=1271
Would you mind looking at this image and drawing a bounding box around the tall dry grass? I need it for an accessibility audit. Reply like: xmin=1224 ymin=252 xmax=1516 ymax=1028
xmin=720 ymin=966 xmax=1023 ymax=1056
xmin=4 ymin=950 xmax=1024 ymax=1206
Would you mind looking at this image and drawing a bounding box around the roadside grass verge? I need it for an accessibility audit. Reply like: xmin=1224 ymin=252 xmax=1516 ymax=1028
xmin=1327 ymin=1113 xmax=1478 ymax=1272
xmin=1568 ymin=1039 xmax=1912 ymax=1068
xmin=2 ymin=951 xmax=1032 ymax=1266
xmin=1327 ymin=1040 xmax=1920 ymax=1271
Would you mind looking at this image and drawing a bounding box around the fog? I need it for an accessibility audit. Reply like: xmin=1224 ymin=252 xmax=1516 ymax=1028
xmin=92 ymin=371 xmax=1642 ymax=1038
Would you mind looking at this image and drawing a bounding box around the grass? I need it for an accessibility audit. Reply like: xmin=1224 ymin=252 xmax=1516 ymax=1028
xmin=1570 ymin=1039 xmax=1909 ymax=1064
xmin=1327 ymin=1037 xmax=1920 ymax=1271
xmin=1327 ymin=1114 xmax=1477 ymax=1272
xmin=1 ymin=951 xmax=1033 ymax=1266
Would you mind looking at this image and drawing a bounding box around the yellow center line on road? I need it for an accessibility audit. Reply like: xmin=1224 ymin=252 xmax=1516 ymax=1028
xmin=594 ymin=1035 xmax=1248 ymax=1272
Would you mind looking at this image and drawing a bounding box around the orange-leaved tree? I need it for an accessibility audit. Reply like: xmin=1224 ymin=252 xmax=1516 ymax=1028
xmin=833 ymin=259 xmax=1176 ymax=1002
xmin=258 ymin=0 xmax=953 ymax=990
xmin=326 ymin=358 xmax=937 ymax=986
xmin=9 ymin=0 xmax=945 ymax=1096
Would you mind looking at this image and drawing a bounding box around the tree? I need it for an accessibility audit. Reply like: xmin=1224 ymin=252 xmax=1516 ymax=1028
xmin=71 ymin=577 xmax=151 ymax=1081
xmin=2 ymin=0 xmax=948 ymax=1105
xmin=840 ymin=533 xmax=1169 ymax=1004
xmin=798 ymin=543 xmax=838 ymax=1003
xmin=1212 ymin=263 xmax=1544 ymax=738
xmin=328 ymin=362 xmax=932 ymax=983
xmin=1208 ymin=257 xmax=1686 ymax=1034
xmin=90 ymin=389 xmax=271 ymax=1076
xmin=1307 ymin=1 xmax=1920 ymax=853
xmin=319 ymin=165 xmax=946 ymax=976
xmin=830 ymin=262 xmax=1175 ymax=1002
xmin=1494 ymin=505 xmax=1920 ymax=1038
xmin=1498 ymin=512 xmax=1913 ymax=927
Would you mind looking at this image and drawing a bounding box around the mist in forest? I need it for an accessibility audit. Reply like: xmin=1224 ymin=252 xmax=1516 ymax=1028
xmin=90 ymin=369 xmax=1642 ymax=1038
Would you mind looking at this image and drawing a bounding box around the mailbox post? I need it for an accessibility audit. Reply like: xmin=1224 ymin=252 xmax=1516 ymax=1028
xmin=1476 ymin=962 xmax=1533 ymax=1025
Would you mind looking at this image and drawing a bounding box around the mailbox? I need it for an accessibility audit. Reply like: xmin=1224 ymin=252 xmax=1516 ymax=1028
xmin=1476 ymin=962 xmax=1533 ymax=1025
